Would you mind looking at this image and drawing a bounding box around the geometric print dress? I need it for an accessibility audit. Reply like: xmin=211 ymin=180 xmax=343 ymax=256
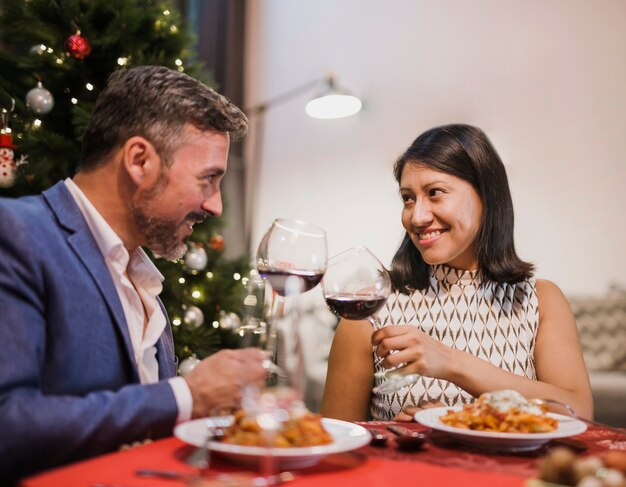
xmin=370 ymin=264 xmax=539 ymax=420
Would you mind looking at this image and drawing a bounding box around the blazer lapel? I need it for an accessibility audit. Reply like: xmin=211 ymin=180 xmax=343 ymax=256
xmin=42 ymin=181 xmax=140 ymax=382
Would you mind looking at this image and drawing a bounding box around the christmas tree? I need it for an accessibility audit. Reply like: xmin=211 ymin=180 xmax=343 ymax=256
xmin=0 ymin=0 xmax=261 ymax=369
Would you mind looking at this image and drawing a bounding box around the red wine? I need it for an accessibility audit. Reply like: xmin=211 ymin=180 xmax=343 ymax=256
xmin=258 ymin=268 xmax=324 ymax=296
xmin=325 ymin=294 xmax=387 ymax=320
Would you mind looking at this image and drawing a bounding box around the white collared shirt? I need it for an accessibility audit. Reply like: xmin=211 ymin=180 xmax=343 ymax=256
xmin=65 ymin=178 xmax=192 ymax=422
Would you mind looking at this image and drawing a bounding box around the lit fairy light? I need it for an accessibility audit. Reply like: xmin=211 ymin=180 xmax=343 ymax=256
xmin=85 ymin=83 xmax=94 ymax=91
xmin=178 ymin=277 xmax=186 ymax=284
xmin=46 ymin=47 xmax=53 ymax=54
xmin=117 ymin=57 xmax=129 ymax=66
xmin=212 ymin=321 xmax=219 ymax=329
xmin=33 ymin=119 xmax=42 ymax=128
xmin=55 ymin=58 xmax=63 ymax=65
xmin=163 ymin=9 xmax=170 ymax=15
xmin=241 ymin=277 xmax=249 ymax=286
xmin=175 ymin=59 xmax=183 ymax=66
xmin=30 ymin=44 xmax=46 ymax=55
xmin=70 ymin=98 xmax=78 ymax=104
xmin=233 ymin=273 xmax=241 ymax=281
xmin=170 ymin=25 xmax=178 ymax=34
xmin=177 ymin=66 xmax=184 ymax=72
xmin=172 ymin=318 xmax=182 ymax=326
xmin=206 ymin=272 xmax=214 ymax=279
xmin=191 ymin=290 xmax=202 ymax=299
xmin=191 ymin=269 xmax=198 ymax=276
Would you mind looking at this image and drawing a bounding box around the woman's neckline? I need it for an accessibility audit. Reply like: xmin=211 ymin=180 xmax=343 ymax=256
xmin=431 ymin=264 xmax=480 ymax=286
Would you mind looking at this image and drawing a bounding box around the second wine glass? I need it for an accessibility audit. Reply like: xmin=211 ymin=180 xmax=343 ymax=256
xmin=321 ymin=245 xmax=390 ymax=323
xmin=256 ymin=218 xmax=328 ymax=378
xmin=256 ymin=218 xmax=327 ymax=297
xmin=321 ymin=245 xmax=419 ymax=394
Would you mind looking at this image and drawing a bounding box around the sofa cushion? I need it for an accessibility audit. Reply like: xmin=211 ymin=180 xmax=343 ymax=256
xmin=569 ymin=286 xmax=626 ymax=371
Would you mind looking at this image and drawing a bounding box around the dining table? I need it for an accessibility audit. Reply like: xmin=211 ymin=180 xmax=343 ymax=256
xmin=20 ymin=420 xmax=626 ymax=487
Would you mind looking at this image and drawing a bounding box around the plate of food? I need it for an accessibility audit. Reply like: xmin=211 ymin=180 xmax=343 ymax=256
xmin=414 ymin=390 xmax=587 ymax=452
xmin=175 ymin=410 xmax=370 ymax=469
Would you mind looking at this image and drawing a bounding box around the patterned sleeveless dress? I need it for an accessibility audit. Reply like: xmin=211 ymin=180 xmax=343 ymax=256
xmin=371 ymin=264 xmax=539 ymax=420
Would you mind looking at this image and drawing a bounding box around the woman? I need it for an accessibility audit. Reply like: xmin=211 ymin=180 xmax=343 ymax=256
xmin=321 ymin=124 xmax=592 ymax=422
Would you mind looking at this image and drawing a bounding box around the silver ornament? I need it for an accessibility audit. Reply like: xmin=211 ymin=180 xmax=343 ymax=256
xmin=26 ymin=82 xmax=54 ymax=115
xmin=219 ymin=311 xmax=241 ymax=330
xmin=183 ymin=305 xmax=204 ymax=328
xmin=184 ymin=245 xmax=208 ymax=271
xmin=178 ymin=355 xmax=201 ymax=376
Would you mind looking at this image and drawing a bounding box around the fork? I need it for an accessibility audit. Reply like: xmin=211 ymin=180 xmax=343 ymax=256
xmin=532 ymin=398 xmax=625 ymax=434
xmin=186 ymin=417 xmax=231 ymax=471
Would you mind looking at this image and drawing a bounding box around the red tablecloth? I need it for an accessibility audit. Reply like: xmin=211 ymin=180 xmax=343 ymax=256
xmin=21 ymin=422 xmax=626 ymax=487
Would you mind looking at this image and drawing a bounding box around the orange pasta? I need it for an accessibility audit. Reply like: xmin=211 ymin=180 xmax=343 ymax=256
xmin=440 ymin=390 xmax=558 ymax=433
xmin=221 ymin=409 xmax=333 ymax=447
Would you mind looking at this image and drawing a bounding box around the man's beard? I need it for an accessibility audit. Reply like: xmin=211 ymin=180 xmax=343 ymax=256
xmin=130 ymin=207 xmax=188 ymax=261
xmin=130 ymin=179 xmax=206 ymax=261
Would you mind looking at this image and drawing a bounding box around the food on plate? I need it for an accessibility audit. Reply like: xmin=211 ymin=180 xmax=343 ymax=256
xmin=220 ymin=404 xmax=333 ymax=448
xmin=439 ymin=389 xmax=558 ymax=433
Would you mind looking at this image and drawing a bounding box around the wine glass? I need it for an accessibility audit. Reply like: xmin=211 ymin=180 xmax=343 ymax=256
xmin=321 ymin=245 xmax=419 ymax=393
xmin=256 ymin=218 xmax=327 ymax=297
xmin=255 ymin=218 xmax=328 ymax=377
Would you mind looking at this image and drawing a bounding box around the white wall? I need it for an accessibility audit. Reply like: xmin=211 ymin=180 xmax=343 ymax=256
xmin=244 ymin=0 xmax=626 ymax=297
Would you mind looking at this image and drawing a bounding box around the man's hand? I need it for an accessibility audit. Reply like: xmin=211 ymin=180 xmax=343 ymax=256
xmin=184 ymin=348 xmax=267 ymax=418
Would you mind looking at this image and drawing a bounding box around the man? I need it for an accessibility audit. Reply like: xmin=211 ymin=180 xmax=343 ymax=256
xmin=0 ymin=66 xmax=266 ymax=481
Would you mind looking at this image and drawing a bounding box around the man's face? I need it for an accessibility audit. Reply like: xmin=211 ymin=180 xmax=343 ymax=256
xmin=130 ymin=125 xmax=230 ymax=260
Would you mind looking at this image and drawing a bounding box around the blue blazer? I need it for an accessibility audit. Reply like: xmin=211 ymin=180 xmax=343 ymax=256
xmin=0 ymin=182 xmax=179 ymax=480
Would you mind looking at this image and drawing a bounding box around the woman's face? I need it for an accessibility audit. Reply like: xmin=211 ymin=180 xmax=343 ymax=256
xmin=399 ymin=163 xmax=483 ymax=270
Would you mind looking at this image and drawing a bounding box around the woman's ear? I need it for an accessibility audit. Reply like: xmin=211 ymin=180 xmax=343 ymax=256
xmin=122 ymin=136 xmax=161 ymax=186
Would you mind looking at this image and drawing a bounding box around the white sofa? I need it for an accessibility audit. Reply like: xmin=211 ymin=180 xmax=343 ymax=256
xmin=569 ymin=285 xmax=626 ymax=427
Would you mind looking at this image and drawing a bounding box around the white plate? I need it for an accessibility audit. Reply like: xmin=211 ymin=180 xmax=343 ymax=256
xmin=414 ymin=406 xmax=587 ymax=452
xmin=174 ymin=417 xmax=371 ymax=469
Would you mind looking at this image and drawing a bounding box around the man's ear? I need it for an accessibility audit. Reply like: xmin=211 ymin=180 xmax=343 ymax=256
xmin=122 ymin=136 xmax=161 ymax=186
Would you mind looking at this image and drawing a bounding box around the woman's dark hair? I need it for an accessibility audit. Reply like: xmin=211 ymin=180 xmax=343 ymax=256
xmin=390 ymin=124 xmax=534 ymax=293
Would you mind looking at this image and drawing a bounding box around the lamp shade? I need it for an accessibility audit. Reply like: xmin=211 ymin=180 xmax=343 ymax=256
xmin=305 ymin=92 xmax=362 ymax=119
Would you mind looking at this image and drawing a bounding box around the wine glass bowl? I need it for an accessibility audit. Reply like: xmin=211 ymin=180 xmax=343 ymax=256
xmin=255 ymin=218 xmax=328 ymax=385
xmin=322 ymin=246 xmax=420 ymax=394
xmin=321 ymin=245 xmax=391 ymax=322
xmin=256 ymin=218 xmax=327 ymax=297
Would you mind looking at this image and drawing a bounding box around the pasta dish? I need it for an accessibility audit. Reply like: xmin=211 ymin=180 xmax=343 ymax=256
xmin=220 ymin=408 xmax=333 ymax=447
xmin=439 ymin=389 xmax=558 ymax=433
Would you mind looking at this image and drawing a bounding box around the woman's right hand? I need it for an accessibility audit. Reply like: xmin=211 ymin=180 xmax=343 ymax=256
xmin=371 ymin=325 xmax=456 ymax=380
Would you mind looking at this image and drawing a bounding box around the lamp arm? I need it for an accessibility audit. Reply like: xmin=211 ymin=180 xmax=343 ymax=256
xmin=245 ymin=75 xmax=332 ymax=115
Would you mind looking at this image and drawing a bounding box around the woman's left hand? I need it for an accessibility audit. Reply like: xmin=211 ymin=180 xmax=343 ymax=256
xmin=371 ymin=325 xmax=455 ymax=379
xmin=392 ymin=401 xmax=445 ymax=421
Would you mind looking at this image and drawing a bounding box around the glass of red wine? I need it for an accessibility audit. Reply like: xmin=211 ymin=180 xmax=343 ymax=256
xmin=256 ymin=218 xmax=327 ymax=297
xmin=321 ymin=245 xmax=390 ymax=325
xmin=321 ymin=245 xmax=419 ymax=393
xmin=256 ymin=218 xmax=328 ymax=376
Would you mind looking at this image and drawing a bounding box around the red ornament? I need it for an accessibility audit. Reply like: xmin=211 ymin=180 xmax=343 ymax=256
xmin=209 ymin=235 xmax=224 ymax=251
xmin=65 ymin=32 xmax=92 ymax=60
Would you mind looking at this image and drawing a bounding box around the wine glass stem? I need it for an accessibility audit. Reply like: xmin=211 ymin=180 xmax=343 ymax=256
xmin=261 ymin=431 xmax=277 ymax=480
xmin=368 ymin=315 xmax=382 ymax=330
xmin=368 ymin=314 xmax=420 ymax=393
